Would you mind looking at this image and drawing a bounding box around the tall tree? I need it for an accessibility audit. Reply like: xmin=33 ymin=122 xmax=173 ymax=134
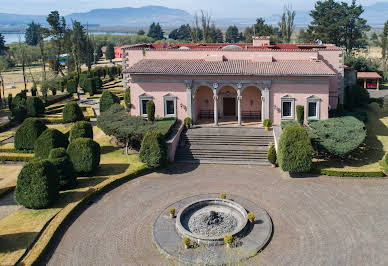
xmin=200 ymin=10 xmax=212 ymax=43
xmin=244 ymin=18 xmax=281 ymax=43
xmin=381 ymin=20 xmax=388 ymax=59
xmin=278 ymin=5 xmax=295 ymax=43
xmin=208 ymin=24 xmax=223 ymax=43
xmin=25 ymin=22 xmax=41 ymax=46
xmin=0 ymin=33 xmax=8 ymax=55
xmin=169 ymin=24 xmax=192 ymax=41
xmin=105 ymin=43 xmax=115 ymax=62
xmin=46 ymin=11 xmax=67 ymax=76
xmin=190 ymin=13 xmax=201 ymax=43
xmin=71 ymin=21 xmax=88 ymax=78
xmin=147 ymin=22 xmax=164 ymax=40
xmin=225 ymin=26 xmax=239 ymax=43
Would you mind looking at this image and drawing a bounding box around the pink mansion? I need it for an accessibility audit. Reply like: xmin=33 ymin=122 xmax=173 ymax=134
xmin=123 ymin=37 xmax=344 ymax=125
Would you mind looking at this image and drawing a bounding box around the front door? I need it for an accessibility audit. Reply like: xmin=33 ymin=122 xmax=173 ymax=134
xmin=223 ymin=97 xmax=236 ymax=116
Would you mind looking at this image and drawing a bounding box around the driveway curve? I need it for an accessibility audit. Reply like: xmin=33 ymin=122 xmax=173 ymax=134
xmin=44 ymin=164 xmax=388 ymax=266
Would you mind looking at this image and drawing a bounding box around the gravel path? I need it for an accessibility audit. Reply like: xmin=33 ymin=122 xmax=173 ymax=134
xmin=0 ymin=191 xmax=19 ymax=220
xmin=44 ymin=164 xmax=388 ymax=266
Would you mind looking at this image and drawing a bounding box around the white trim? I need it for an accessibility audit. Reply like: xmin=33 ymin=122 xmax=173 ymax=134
xmin=163 ymin=94 xmax=177 ymax=117
xmin=307 ymin=95 xmax=321 ymax=120
xmin=281 ymin=95 xmax=295 ymax=120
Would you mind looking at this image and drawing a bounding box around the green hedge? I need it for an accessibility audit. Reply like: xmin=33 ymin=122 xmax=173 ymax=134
xmin=313 ymin=168 xmax=385 ymax=178
xmin=14 ymin=118 xmax=47 ymax=150
xmin=49 ymin=148 xmax=76 ymax=189
xmin=267 ymin=144 xmax=277 ymax=165
xmin=43 ymin=93 xmax=71 ymax=107
xmin=296 ymin=105 xmax=304 ymax=125
xmin=0 ymin=154 xmax=34 ymax=162
xmin=139 ymin=130 xmax=167 ymax=167
xmin=62 ymin=102 xmax=84 ymax=123
xmin=67 ymin=138 xmax=101 ymax=173
xmin=99 ymin=90 xmax=120 ymax=113
xmin=280 ymin=120 xmax=298 ymax=129
xmin=84 ymin=78 xmax=96 ymax=96
xmin=14 ymin=160 xmax=59 ymax=209
xmin=26 ymin=96 xmax=45 ymax=117
xmin=278 ymin=125 xmax=312 ymax=173
xmin=66 ymin=79 xmax=78 ymax=94
xmin=69 ymin=121 xmax=93 ymax=142
xmin=34 ymin=128 xmax=69 ymax=159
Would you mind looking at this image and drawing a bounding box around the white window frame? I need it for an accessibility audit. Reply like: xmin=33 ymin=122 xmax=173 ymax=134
xmin=163 ymin=94 xmax=177 ymax=117
xmin=307 ymin=95 xmax=321 ymax=120
xmin=281 ymin=95 xmax=295 ymax=120
xmin=139 ymin=94 xmax=153 ymax=117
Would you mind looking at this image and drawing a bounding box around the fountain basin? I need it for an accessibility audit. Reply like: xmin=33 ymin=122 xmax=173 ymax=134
xmin=175 ymin=198 xmax=248 ymax=245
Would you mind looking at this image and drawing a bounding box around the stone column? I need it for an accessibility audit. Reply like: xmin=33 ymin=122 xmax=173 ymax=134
xmin=213 ymin=88 xmax=218 ymax=126
xmin=237 ymin=88 xmax=242 ymax=126
xmin=185 ymin=80 xmax=193 ymax=120
xmin=262 ymin=88 xmax=270 ymax=120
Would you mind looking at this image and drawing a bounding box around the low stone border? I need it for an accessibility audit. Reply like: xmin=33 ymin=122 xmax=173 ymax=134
xmin=153 ymin=193 xmax=272 ymax=265
xmin=18 ymin=165 xmax=150 ymax=265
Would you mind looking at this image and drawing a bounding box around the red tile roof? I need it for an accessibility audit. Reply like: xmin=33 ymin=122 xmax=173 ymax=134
xmin=127 ymin=59 xmax=336 ymax=77
xmin=357 ymin=72 xmax=382 ymax=79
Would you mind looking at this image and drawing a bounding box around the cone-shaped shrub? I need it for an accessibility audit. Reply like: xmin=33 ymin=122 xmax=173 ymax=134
xmin=26 ymin=96 xmax=45 ymax=117
xmin=267 ymin=144 xmax=277 ymax=165
xmin=296 ymin=105 xmax=304 ymax=125
xmin=67 ymin=138 xmax=101 ymax=173
xmin=14 ymin=160 xmax=59 ymax=209
xmin=14 ymin=118 xmax=47 ymax=150
xmin=139 ymin=130 xmax=167 ymax=167
xmin=278 ymin=125 xmax=312 ymax=173
xmin=69 ymin=121 xmax=93 ymax=142
xmin=62 ymin=102 xmax=84 ymax=123
xmin=100 ymin=90 xmax=120 ymax=113
xmin=34 ymin=128 xmax=69 ymax=159
xmin=49 ymin=148 xmax=76 ymax=189
xmin=146 ymin=100 xmax=155 ymax=121
xmin=66 ymin=79 xmax=78 ymax=94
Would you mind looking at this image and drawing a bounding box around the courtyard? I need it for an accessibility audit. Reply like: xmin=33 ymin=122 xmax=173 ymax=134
xmin=43 ymin=164 xmax=388 ymax=265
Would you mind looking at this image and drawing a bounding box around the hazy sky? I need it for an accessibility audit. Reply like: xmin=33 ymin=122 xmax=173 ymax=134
xmin=0 ymin=0 xmax=385 ymax=17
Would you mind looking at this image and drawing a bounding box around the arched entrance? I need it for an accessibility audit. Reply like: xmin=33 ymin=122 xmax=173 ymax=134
xmin=218 ymin=86 xmax=237 ymax=119
xmin=194 ymin=86 xmax=213 ymax=123
xmin=241 ymin=86 xmax=262 ymax=122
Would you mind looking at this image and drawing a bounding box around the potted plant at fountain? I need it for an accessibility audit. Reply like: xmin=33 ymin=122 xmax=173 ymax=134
xmin=220 ymin=193 xmax=226 ymax=199
xmin=263 ymin=119 xmax=272 ymax=131
xmin=247 ymin=212 xmax=255 ymax=224
xmin=267 ymin=144 xmax=277 ymax=168
xmin=169 ymin=208 xmax=176 ymax=218
xmin=224 ymin=234 xmax=233 ymax=248
xmin=182 ymin=237 xmax=190 ymax=249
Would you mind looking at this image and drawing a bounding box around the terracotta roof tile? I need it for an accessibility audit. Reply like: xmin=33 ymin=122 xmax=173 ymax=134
xmin=357 ymin=72 xmax=382 ymax=79
xmin=127 ymin=59 xmax=336 ymax=77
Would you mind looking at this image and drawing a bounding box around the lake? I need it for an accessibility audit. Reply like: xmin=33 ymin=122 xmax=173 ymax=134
xmin=1 ymin=31 xmax=136 ymax=44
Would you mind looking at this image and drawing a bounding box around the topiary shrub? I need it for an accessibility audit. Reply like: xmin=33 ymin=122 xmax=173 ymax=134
xmin=278 ymin=125 xmax=312 ymax=173
xmin=184 ymin=117 xmax=193 ymax=128
xmin=94 ymin=76 xmax=102 ymax=90
xmin=48 ymin=148 xmax=76 ymax=189
xmin=296 ymin=105 xmax=304 ymax=125
xmin=14 ymin=159 xmax=59 ymax=209
xmin=146 ymin=100 xmax=155 ymax=122
xmin=263 ymin=119 xmax=272 ymax=130
xmin=58 ymin=79 xmax=66 ymax=92
xmin=308 ymin=116 xmax=366 ymax=157
xmin=14 ymin=118 xmax=47 ymax=150
xmin=62 ymin=102 xmax=84 ymax=123
xmin=67 ymin=138 xmax=101 ymax=173
xmin=84 ymin=78 xmax=96 ymax=96
xmin=100 ymin=90 xmax=120 ymax=113
xmin=26 ymin=96 xmax=45 ymax=117
xmin=31 ymin=84 xmax=38 ymax=96
xmin=69 ymin=121 xmax=93 ymax=142
xmin=8 ymin=93 xmax=12 ymax=108
xmin=66 ymin=79 xmax=78 ymax=94
xmin=11 ymin=92 xmax=27 ymax=122
xmin=139 ymin=130 xmax=167 ymax=167
xmin=34 ymin=128 xmax=70 ymax=159
xmin=124 ymin=88 xmax=131 ymax=109
xmin=267 ymin=143 xmax=277 ymax=166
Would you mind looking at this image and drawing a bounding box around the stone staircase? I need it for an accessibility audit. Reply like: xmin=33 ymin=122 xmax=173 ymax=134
xmin=175 ymin=127 xmax=274 ymax=165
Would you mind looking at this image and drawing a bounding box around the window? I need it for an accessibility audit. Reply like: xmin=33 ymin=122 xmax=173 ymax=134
xmin=307 ymin=95 xmax=320 ymax=120
xmin=139 ymin=93 xmax=153 ymax=117
xmin=163 ymin=93 xmax=177 ymax=117
xmin=281 ymin=95 xmax=295 ymax=119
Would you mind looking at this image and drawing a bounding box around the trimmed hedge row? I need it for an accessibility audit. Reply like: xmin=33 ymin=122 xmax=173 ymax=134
xmin=313 ymin=168 xmax=385 ymax=178
xmin=62 ymin=102 xmax=84 ymax=123
xmin=69 ymin=121 xmax=93 ymax=142
xmin=139 ymin=130 xmax=167 ymax=168
xmin=100 ymin=90 xmax=120 ymax=113
xmin=49 ymin=148 xmax=76 ymax=189
xmin=0 ymin=153 xmax=34 ymax=162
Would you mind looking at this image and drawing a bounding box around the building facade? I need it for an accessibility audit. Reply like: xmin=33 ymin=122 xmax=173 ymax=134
xmin=122 ymin=37 xmax=344 ymax=125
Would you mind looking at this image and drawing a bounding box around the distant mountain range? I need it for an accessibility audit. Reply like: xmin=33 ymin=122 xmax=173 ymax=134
xmin=0 ymin=3 xmax=387 ymax=31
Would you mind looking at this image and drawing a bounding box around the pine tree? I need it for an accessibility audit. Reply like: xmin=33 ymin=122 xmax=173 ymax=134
xmin=105 ymin=43 xmax=115 ymax=62
xmin=0 ymin=33 xmax=8 ymax=56
xmin=381 ymin=20 xmax=388 ymax=59
xmin=225 ymin=26 xmax=239 ymax=43
xmin=147 ymin=22 xmax=164 ymax=40
xmin=25 ymin=22 xmax=41 ymax=46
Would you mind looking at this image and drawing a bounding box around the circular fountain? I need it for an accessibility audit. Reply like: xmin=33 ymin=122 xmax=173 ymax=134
xmin=175 ymin=198 xmax=248 ymax=245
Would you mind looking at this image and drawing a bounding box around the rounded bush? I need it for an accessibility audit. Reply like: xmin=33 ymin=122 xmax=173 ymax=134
xmin=67 ymin=138 xmax=101 ymax=173
xmin=100 ymin=90 xmax=120 ymax=113
xmin=146 ymin=100 xmax=155 ymax=121
xmin=139 ymin=130 xmax=167 ymax=167
xmin=14 ymin=118 xmax=47 ymax=150
xmin=14 ymin=160 xmax=59 ymax=209
xmin=34 ymin=128 xmax=70 ymax=159
xmin=11 ymin=92 xmax=27 ymax=122
xmin=69 ymin=121 xmax=93 ymax=142
xmin=49 ymin=148 xmax=76 ymax=189
xmin=184 ymin=117 xmax=193 ymax=128
xmin=62 ymin=102 xmax=84 ymax=123
xmin=278 ymin=125 xmax=312 ymax=173
xmin=267 ymin=144 xmax=277 ymax=165
xmin=26 ymin=96 xmax=45 ymax=117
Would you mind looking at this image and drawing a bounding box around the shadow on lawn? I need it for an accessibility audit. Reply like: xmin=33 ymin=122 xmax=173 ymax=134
xmin=0 ymin=232 xmax=38 ymax=253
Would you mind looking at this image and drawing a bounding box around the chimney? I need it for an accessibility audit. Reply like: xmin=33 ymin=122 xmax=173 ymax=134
xmin=253 ymin=36 xmax=270 ymax=47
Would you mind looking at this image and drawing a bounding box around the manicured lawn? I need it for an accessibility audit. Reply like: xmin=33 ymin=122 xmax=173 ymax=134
xmin=0 ymin=126 xmax=144 ymax=264
xmin=313 ymin=103 xmax=388 ymax=171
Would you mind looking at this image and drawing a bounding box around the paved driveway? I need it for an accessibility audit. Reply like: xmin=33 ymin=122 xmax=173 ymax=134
xmin=44 ymin=164 xmax=388 ymax=266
